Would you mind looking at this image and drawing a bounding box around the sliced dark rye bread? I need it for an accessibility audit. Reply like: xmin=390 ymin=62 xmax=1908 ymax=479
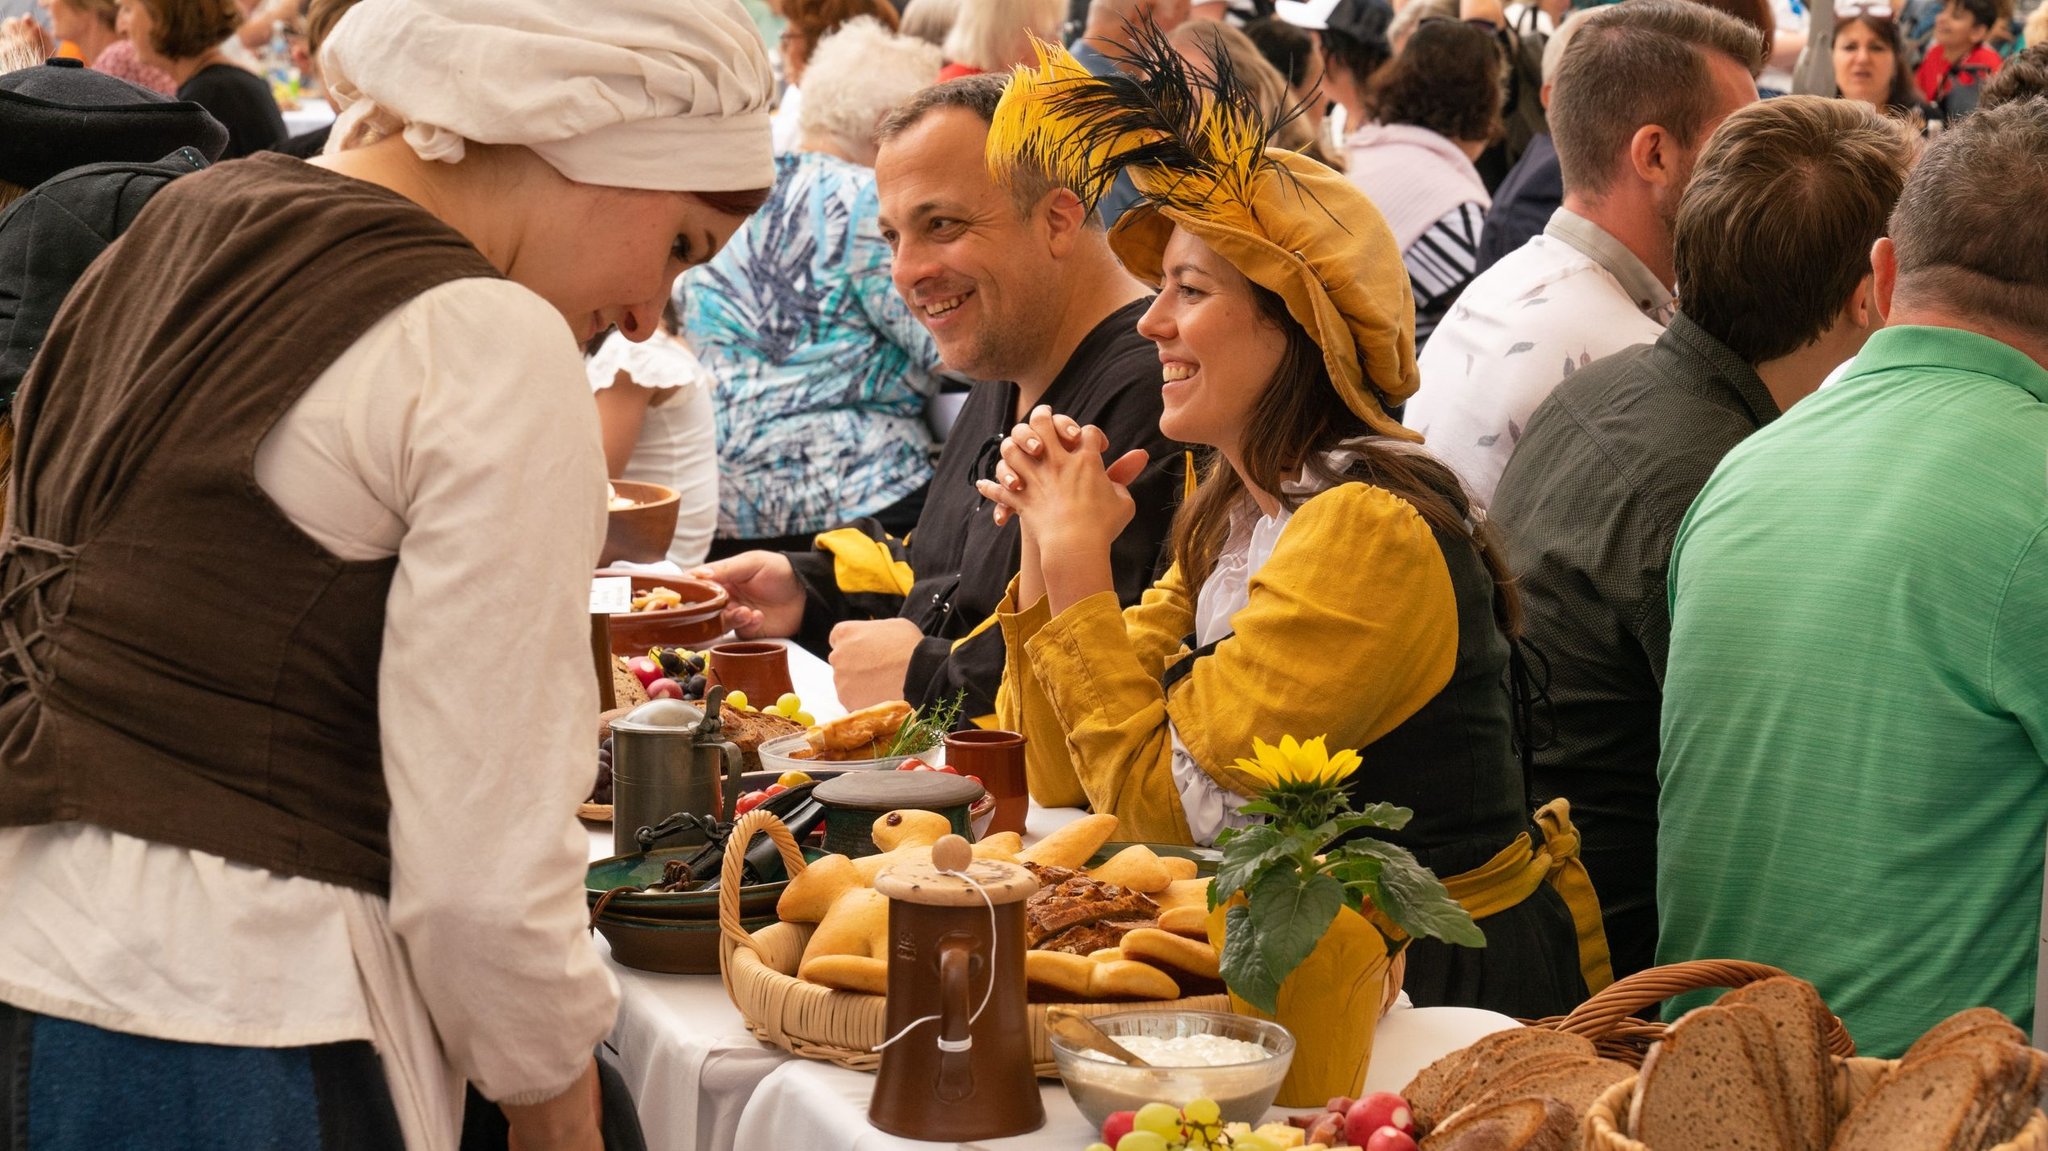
xmin=1723 ymin=978 xmax=1835 ymax=1151
xmin=1828 ymin=1043 xmax=2036 ymax=1151
xmin=1726 ymin=1000 xmax=1800 ymax=1151
xmin=1421 ymin=1097 xmax=1577 ymax=1151
xmin=1903 ymin=1009 xmax=2029 ymax=1065
xmin=1631 ymin=1005 xmax=1794 ymax=1151
xmin=1458 ymin=1056 xmax=1637 ymax=1134
xmin=1405 ymin=1029 xmax=1598 ymax=1131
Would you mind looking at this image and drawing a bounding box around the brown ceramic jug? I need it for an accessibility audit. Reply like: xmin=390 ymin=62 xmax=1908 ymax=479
xmin=868 ymin=836 xmax=1044 ymax=1141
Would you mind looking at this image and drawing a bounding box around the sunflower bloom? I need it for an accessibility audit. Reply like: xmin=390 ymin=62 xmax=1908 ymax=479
xmin=1233 ymin=735 xmax=1363 ymax=790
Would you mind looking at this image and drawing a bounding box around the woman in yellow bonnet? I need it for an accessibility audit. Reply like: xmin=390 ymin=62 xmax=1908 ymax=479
xmin=980 ymin=32 xmax=1606 ymax=1017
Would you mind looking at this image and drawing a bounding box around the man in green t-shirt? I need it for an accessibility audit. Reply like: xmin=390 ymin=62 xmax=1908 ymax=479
xmin=1656 ymin=98 xmax=2048 ymax=1056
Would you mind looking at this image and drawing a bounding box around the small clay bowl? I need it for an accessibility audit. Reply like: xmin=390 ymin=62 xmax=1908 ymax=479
xmin=603 ymin=573 xmax=729 ymax=655
xmin=600 ymin=480 xmax=682 ymax=567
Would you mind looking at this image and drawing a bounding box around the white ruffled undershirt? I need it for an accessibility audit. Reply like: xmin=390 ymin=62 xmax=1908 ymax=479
xmin=1168 ymin=441 xmax=1374 ymax=844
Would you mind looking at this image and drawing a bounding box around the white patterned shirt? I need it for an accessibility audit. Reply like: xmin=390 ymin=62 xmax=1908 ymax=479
xmin=1402 ymin=207 xmax=1675 ymax=506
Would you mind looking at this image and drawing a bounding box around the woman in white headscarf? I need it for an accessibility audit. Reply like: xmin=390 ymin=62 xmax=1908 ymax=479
xmin=0 ymin=1 xmax=771 ymax=1148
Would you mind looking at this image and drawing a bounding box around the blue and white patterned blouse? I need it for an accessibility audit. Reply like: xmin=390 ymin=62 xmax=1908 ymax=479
xmin=683 ymin=151 xmax=941 ymax=540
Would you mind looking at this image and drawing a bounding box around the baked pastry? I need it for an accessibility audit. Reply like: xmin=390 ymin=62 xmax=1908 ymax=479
xmin=1025 ymin=950 xmax=1180 ymax=1002
xmin=804 ymin=700 xmax=913 ymax=758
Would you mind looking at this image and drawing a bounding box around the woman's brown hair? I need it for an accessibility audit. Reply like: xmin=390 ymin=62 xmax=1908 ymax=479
xmin=1168 ymin=283 xmax=1521 ymax=639
xmin=136 ymin=0 xmax=240 ymax=61
xmin=782 ymin=0 xmax=900 ymax=68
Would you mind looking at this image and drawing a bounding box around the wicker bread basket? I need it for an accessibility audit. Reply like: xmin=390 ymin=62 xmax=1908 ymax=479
xmin=1583 ymin=1062 xmax=2048 ymax=1151
xmin=1559 ymin=961 xmax=2047 ymax=1151
xmin=716 ymin=809 xmax=1235 ymax=1075
xmin=1524 ymin=958 xmax=1856 ymax=1066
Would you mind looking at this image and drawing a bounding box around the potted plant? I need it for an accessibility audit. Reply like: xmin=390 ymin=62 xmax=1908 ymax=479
xmin=1208 ymin=735 xmax=1484 ymax=1106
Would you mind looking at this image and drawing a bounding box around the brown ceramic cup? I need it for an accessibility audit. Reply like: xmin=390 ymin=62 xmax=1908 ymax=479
xmin=942 ymin=729 xmax=1027 ymax=836
xmin=707 ymin=641 xmax=794 ymax=705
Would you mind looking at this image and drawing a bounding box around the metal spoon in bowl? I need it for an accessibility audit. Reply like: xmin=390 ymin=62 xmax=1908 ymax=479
xmin=1046 ymin=1007 xmax=1151 ymax=1068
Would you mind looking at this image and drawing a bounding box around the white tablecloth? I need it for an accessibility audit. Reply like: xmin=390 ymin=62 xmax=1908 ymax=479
xmin=590 ymin=640 xmax=1515 ymax=1151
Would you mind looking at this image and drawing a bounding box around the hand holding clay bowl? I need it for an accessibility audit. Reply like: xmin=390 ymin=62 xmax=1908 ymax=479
xmin=602 ymin=572 xmax=729 ymax=655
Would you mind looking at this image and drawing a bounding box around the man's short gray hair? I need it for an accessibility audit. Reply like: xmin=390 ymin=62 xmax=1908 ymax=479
xmin=1889 ymin=97 xmax=2048 ymax=334
xmin=798 ymin=17 xmax=945 ymax=155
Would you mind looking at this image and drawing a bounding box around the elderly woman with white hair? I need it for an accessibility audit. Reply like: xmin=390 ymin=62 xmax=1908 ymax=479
xmin=685 ymin=17 xmax=945 ymax=554
xmin=937 ymin=0 xmax=1064 ymax=77
xmin=0 ymin=0 xmax=771 ymax=1146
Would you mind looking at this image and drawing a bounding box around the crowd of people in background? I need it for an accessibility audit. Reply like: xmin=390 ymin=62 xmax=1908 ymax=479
xmin=3 ymin=0 xmax=2048 ymax=1143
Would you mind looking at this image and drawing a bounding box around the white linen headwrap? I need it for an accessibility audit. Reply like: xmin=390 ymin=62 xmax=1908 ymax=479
xmin=320 ymin=0 xmax=774 ymax=191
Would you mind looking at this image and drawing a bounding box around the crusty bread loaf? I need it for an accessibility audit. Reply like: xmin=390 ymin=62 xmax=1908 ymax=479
xmin=1404 ymin=1028 xmax=1597 ymax=1131
xmin=1421 ymin=1097 xmax=1576 ymax=1151
xmin=1630 ymin=1005 xmax=1790 ymax=1151
xmin=1723 ymin=977 xmax=1836 ymax=1151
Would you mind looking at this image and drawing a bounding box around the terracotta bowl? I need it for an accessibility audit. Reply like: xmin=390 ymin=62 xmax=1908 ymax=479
xmin=602 ymin=573 xmax=729 ymax=655
xmin=601 ymin=480 xmax=681 ymax=567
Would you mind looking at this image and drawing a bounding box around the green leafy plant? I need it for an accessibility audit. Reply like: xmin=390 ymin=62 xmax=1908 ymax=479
xmin=1209 ymin=735 xmax=1485 ymax=1014
xmin=884 ymin=691 xmax=964 ymax=757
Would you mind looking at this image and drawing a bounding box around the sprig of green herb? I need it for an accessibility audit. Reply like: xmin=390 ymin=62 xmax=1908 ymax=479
xmin=884 ymin=691 xmax=965 ymax=757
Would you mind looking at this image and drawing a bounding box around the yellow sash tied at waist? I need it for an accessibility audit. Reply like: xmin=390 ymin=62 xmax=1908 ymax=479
xmin=1440 ymin=798 xmax=1614 ymax=995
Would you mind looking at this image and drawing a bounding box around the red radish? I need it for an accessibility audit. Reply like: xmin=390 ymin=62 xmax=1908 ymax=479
xmin=1100 ymin=1111 xmax=1136 ymax=1147
xmin=1346 ymin=1093 xmax=1416 ymax=1145
xmin=1364 ymin=1127 xmax=1420 ymax=1151
xmin=645 ymin=677 xmax=685 ymax=700
xmin=896 ymin=758 xmax=928 ymax=772
xmin=627 ymin=656 xmax=664 ymax=689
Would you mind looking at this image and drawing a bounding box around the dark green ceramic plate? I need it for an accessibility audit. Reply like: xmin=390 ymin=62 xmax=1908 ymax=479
xmin=1084 ymin=841 xmax=1221 ymax=875
xmin=585 ymin=843 xmax=827 ymax=917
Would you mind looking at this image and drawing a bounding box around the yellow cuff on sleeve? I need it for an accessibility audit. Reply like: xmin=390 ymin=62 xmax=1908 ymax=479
xmin=815 ymin=528 xmax=915 ymax=597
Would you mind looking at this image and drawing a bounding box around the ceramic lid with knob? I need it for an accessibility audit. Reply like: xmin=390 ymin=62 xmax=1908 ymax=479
xmin=874 ymin=835 xmax=1039 ymax=906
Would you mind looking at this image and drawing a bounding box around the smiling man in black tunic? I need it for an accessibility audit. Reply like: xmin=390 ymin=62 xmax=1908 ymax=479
xmin=691 ymin=73 xmax=1184 ymax=725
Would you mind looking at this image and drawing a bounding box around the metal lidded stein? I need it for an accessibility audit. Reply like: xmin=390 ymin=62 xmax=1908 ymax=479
xmin=607 ymin=688 xmax=743 ymax=858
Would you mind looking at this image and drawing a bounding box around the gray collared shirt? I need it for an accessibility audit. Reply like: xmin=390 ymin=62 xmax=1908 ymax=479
xmin=1543 ymin=207 xmax=1677 ymax=322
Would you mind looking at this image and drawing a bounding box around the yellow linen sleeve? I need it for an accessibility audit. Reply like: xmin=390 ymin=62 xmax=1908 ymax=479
xmin=1170 ymin=484 xmax=1460 ymax=788
xmin=1020 ymin=484 xmax=1463 ymax=843
xmin=996 ymin=571 xmax=1196 ymax=827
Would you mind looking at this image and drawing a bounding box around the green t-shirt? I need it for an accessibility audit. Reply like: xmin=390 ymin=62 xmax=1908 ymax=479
xmin=1656 ymin=325 xmax=2048 ymax=1056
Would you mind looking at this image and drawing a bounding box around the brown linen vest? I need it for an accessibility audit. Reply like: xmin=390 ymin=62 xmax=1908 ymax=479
xmin=0 ymin=154 xmax=502 ymax=894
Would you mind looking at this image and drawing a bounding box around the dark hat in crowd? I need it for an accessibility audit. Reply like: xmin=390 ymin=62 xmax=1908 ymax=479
xmin=0 ymin=58 xmax=228 ymax=189
xmin=1327 ymin=0 xmax=1395 ymax=46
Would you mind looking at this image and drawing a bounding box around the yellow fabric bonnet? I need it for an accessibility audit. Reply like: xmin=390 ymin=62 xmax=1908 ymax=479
xmin=988 ymin=35 xmax=1420 ymax=441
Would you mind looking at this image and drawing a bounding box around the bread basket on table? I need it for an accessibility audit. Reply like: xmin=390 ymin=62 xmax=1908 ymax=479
xmin=717 ymin=808 xmax=1234 ymax=1075
xmin=1522 ymin=958 xmax=1855 ymax=1067
xmin=1563 ymin=960 xmax=2048 ymax=1151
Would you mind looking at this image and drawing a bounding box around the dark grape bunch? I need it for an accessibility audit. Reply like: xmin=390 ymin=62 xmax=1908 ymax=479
xmin=624 ymin=647 xmax=709 ymax=701
xmin=593 ymin=736 xmax=614 ymax=805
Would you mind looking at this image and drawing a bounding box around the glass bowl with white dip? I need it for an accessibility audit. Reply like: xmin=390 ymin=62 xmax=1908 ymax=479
xmin=1050 ymin=1010 xmax=1294 ymax=1129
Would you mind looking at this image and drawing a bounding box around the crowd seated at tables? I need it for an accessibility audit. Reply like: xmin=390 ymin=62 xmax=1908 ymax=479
xmin=2 ymin=0 xmax=2048 ymax=1143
